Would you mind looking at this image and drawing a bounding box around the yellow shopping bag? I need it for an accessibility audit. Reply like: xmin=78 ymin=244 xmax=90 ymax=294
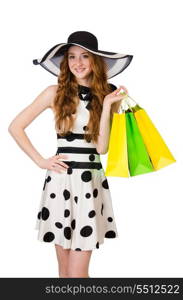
xmin=105 ymin=111 xmax=129 ymax=177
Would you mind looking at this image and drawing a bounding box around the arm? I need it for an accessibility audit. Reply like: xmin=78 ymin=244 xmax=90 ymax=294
xmin=96 ymin=85 xmax=128 ymax=154
xmin=96 ymin=102 xmax=112 ymax=155
xmin=8 ymin=85 xmax=57 ymax=167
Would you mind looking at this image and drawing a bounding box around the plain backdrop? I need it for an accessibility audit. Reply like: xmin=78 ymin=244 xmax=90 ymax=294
xmin=1 ymin=0 xmax=182 ymax=277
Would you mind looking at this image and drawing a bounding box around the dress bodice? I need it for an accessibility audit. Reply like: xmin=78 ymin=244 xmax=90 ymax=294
xmin=56 ymin=83 xmax=117 ymax=135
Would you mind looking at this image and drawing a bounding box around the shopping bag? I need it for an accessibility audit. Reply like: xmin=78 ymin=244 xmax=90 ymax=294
xmin=125 ymin=94 xmax=176 ymax=171
xmin=105 ymin=92 xmax=176 ymax=177
xmin=105 ymin=110 xmax=129 ymax=177
xmin=105 ymin=97 xmax=154 ymax=177
xmin=125 ymin=110 xmax=154 ymax=176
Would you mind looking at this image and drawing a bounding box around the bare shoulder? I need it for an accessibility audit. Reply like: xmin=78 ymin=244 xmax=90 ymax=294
xmin=45 ymin=84 xmax=58 ymax=108
xmin=8 ymin=84 xmax=59 ymax=131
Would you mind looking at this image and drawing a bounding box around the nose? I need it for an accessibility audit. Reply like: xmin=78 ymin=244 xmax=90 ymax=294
xmin=76 ymin=56 xmax=83 ymax=66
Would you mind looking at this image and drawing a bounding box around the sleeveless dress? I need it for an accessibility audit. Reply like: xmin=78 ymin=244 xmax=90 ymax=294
xmin=35 ymin=84 xmax=119 ymax=251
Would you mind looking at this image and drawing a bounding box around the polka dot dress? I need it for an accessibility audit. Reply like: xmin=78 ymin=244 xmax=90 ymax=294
xmin=35 ymin=84 xmax=118 ymax=251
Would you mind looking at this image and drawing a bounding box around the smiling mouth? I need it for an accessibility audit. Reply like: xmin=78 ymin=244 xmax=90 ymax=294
xmin=75 ymin=68 xmax=85 ymax=72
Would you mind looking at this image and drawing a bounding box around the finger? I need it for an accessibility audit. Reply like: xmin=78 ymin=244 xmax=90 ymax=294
xmin=58 ymin=166 xmax=67 ymax=173
xmin=58 ymin=154 xmax=69 ymax=158
xmin=56 ymin=154 xmax=69 ymax=162
xmin=54 ymin=154 xmax=68 ymax=159
xmin=52 ymin=164 xmax=67 ymax=172
xmin=56 ymin=156 xmax=69 ymax=162
xmin=117 ymin=90 xmax=128 ymax=97
xmin=56 ymin=157 xmax=69 ymax=168
xmin=56 ymin=153 xmax=68 ymax=159
xmin=119 ymin=85 xmax=128 ymax=94
xmin=52 ymin=166 xmax=66 ymax=173
xmin=55 ymin=161 xmax=69 ymax=169
xmin=113 ymin=87 xmax=126 ymax=97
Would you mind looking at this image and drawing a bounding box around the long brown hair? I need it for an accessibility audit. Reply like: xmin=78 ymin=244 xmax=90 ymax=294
xmin=52 ymin=49 xmax=119 ymax=143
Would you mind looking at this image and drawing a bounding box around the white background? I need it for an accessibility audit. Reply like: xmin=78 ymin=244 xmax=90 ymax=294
xmin=1 ymin=0 xmax=182 ymax=277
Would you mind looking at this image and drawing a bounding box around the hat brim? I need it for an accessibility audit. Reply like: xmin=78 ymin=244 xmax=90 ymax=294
xmin=33 ymin=43 xmax=133 ymax=79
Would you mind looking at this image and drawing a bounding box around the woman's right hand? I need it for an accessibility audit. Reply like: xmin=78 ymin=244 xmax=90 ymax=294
xmin=38 ymin=154 xmax=69 ymax=173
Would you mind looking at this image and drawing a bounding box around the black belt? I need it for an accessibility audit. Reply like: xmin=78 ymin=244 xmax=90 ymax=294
xmin=56 ymin=147 xmax=99 ymax=155
xmin=61 ymin=161 xmax=102 ymax=170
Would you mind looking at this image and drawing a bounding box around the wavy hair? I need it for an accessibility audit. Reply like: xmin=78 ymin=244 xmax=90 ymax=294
xmin=52 ymin=48 xmax=120 ymax=143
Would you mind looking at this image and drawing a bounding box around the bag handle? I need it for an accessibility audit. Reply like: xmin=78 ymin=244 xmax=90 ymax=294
xmin=119 ymin=92 xmax=141 ymax=113
xmin=119 ymin=92 xmax=133 ymax=113
xmin=119 ymin=98 xmax=133 ymax=113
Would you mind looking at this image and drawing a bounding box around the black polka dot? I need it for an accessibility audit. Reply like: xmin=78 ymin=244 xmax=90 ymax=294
xmin=67 ymin=167 xmax=73 ymax=174
xmin=85 ymin=193 xmax=91 ymax=198
xmin=41 ymin=207 xmax=50 ymax=221
xmin=50 ymin=193 xmax=56 ymax=199
xmin=89 ymin=154 xmax=95 ymax=161
xmin=63 ymin=189 xmax=70 ymax=200
xmin=96 ymin=242 xmax=99 ymax=249
xmin=81 ymin=171 xmax=92 ymax=182
xmin=105 ymin=231 xmax=116 ymax=238
xmin=47 ymin=176 xmax=51 ymax=183
xmin=74 ymin=196 xmax=78 ymax=203
xmin=43 ymin=232 xmax=55 ymax=242
xmin=64 ymin=209 xmax=70 ymax=217
xmin=37 ymin=211 xmax=41 ymax=219
xmin=71 ymin=219 xmax=76 ymax=230
xmin=108 ymin=217 xmax=113 ymax=222
xmin=88 ymin=210 xmax=96 ymax=218
xmin=102 ymin=179 xmax=109 ymax=189
xmin=43 ymin=175 xmax=51 ymax=191
xmin=75 ymin=248 xmax=81 ymax=251
xmin=93 ymin=189 xmax=98 ymax=198
xmin=101 ymin=203 xmax=104 ymax=216
xmin=80 ymin=226 xmax=93 ymax=237
xmin=64 ymin=227 xmax=71 ymax=239
xmin=55 ymin=222 xmax=63 ymax=229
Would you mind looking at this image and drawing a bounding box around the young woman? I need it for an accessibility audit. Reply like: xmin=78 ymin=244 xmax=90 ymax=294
xmin=8 ymin=31 xmax=133 ymax=278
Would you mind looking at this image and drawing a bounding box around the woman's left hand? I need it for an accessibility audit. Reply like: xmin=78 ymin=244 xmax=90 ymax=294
xmin=103 ymin=85 xmax=129 ymax=106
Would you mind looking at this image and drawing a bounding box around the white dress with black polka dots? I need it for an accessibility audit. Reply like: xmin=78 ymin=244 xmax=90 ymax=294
xmin=35 ymin=91 xmax=118 ymax=251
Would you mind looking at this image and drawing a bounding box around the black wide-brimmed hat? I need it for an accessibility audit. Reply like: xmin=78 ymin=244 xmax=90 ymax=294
xmin=33 ymin=31 xmax=133 ymax=79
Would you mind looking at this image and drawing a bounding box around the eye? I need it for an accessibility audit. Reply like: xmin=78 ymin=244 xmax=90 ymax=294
xmin=68 ymin=54 xmax=89 ymax=59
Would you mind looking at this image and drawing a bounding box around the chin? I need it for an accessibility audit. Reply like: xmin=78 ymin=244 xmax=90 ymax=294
xmin=72 ymin=70 xmax=91 ymax=79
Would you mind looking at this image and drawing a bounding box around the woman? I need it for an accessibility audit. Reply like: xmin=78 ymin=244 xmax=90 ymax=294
xmin=8 ymin=31 xmax=133 ymax=278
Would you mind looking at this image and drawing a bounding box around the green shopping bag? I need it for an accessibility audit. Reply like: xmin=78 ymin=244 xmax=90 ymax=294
xmin=126 ymin=110 xmax=154 ymax=176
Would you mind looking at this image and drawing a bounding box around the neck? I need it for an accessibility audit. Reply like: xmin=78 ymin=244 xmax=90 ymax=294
xmin=76 ymin=80 xmax=91 ymax=88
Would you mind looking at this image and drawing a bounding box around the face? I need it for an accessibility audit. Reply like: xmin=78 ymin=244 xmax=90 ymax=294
xmin=67 ymin=45 xmax=93 ymax=85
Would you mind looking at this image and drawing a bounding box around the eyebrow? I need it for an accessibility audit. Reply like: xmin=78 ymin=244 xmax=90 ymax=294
xmin=68 ymin=52 xmax=89 ymax=54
